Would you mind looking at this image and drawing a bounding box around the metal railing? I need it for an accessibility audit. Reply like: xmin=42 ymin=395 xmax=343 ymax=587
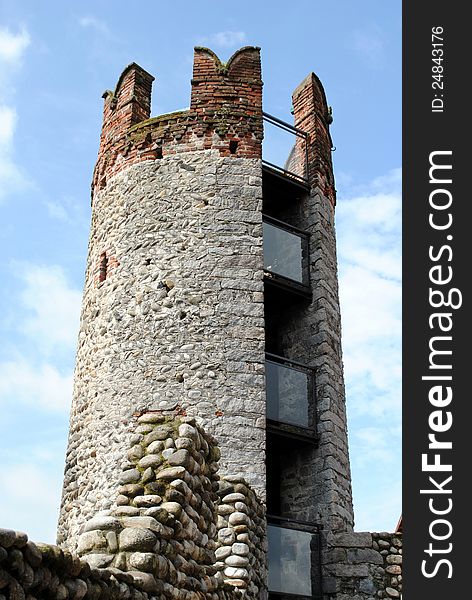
xmin=262 ymin=111 xmax=309 ymax=186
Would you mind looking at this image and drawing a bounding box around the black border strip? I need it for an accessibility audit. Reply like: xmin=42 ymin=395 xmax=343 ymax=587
xmin=403 ymin=2 xmax=467 ymax=597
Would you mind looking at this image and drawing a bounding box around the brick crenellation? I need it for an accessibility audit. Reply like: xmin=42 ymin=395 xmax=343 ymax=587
xmin=93 ymin=47 xmax=263 ymax=196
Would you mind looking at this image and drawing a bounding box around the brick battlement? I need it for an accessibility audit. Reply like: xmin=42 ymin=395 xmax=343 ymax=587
xmin=292 ymin=72 xmax=336 ymax=206
xmin=93 ymin=47 xmax=263 ymax=197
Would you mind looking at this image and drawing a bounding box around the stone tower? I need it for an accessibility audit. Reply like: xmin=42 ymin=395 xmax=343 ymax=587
xmin=57 ymin=46 xmax=366 ymax=599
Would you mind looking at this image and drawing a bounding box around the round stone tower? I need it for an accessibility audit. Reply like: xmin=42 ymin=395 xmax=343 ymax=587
xmin=58 ymin=47 xmax=267 ymax=548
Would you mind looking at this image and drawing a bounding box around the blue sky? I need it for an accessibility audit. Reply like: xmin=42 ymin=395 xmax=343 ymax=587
xmin=0 ymin=1 xmax=401 ymax=543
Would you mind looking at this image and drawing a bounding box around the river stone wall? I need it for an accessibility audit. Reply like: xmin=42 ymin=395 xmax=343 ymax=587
xmin=59 ymin=152 xmax=266 ymax=549
xmin=0 ymin=529 xmax=238 ymax=600
xmin=0 ymin=527 xmax=163 ymax=600
xmin=215 ymin=478 xmax=266 ymax=595
xmin=73 ymin=413 xmax=266 ymax=599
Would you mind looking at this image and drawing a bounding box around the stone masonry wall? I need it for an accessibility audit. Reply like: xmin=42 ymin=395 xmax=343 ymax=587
xmin=323 ymin=531 xmax=403 ymax=600
xmin=59 ymin=152 xmax=266 ymax=549
xmin=215 ymin=478 xmax=266 ymax=595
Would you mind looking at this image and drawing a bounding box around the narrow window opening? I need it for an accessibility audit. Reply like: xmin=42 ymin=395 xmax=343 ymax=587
xmin=229 ymin=140 xmax=238 ymax=155
xmin=99 ymin=252 xmax=108 ymax=283
xmin=155 ymin=147 xmax=163 ymax=159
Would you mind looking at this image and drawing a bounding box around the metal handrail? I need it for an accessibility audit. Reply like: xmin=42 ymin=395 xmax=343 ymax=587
xmin=263 ymin=111 xmax=308 ymax=138
xmin=267 ymin=513 xmax=322 ymax=533
xmin=265 ymin=351 xmax=313 ymax=372
xmin=262 ymin=160 xmax=309 ymax=186
xmin=262 ymin=214 xmax=310 ymax=238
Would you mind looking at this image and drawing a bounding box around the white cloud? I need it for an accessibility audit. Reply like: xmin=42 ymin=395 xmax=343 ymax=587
xmin=0 ymin=26 xmax=30 ymax=66
xmin=0 ymin=264 xmax=79 ymax=414
xmin=351 ymin=27 xmax=385 ymax=68
xmin=0 ymin=360 xmax=72 ymax=412
xmin=0 ymin=103 xmax=30 ymax=201
xmin=337 ymin=168 xmax=401 ymax=418
xmin=337 ymin=168 xmax=401 ymax=530
xmin=369 ymin=167 xmax=402 ymax=192
xmin=78 ymin=15 xmax=111 ymax=36
xmin=0 ymin=26 xmax=31 ymax=201
xmin=0 ymin=105 xmax=29 ymax=198
xmin=353 ymin=475 xmax=402 ymax=533
xmin=0 ymin=104 xmax=16 ymax=148
xmin=16 ymin=263 xmax=82 ymax=353
xmin=45 ymin=196 xmax=85 ymax=223
xmin=197 ymin=31 xmax=247 ymax=50
xmin=340 ymin=265 xmax=400 ymax=343
xmin=0 ymin=463 xmax=62 ymax=543
xmin=0 ymin=158 xmax=28 ymax=201
xmin=339 ymin=193 xmax=400 ymax=231
xmin=46 ymin=200 xmax=71 ymax=222
xmin=353 ymin=426 xmax=401 ymax=467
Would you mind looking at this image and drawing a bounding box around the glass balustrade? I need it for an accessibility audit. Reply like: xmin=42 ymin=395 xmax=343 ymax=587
xmin=265 ymin=355 xmax=313 ymax=429
xmin=267 ymin=521 xmax=321 ymax=598
xmin=263 ymin=218 xmax=308 ymax=285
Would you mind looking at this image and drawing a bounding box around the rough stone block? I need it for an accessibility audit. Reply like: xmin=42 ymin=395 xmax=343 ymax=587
xmin=77 ymin=530 xmax=107 ymax=554
xmin=333 ymin=532 xmax=373 ymax=548
xmin=386 ymin=565 xmax=401 ymax=575
xmin=0 ymin=529 xmax=16 ymax=549
xmin=359 ymin=577 xmax=377 ymax=594
xmin=332 ymin=563 xmax=369 ymax=578
xmin=82 ymin=553 xmax=113 ymax=568
xmin=347 ymin=548 xmax=384 ymax=565
xmin=118 ymin=528 xmax=157 ymax=551
xmin=128 ymin=552 xmax=156 ymax=572
xmin=82 ymin=517 xmax=122 ymax=533
xmin=167 ymin=449 xmax=191 ymax=469
xmin=322 ymin=576 xmax=339 ymax=594
xmin=154 ymin=466 xmax=186 ymax=480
